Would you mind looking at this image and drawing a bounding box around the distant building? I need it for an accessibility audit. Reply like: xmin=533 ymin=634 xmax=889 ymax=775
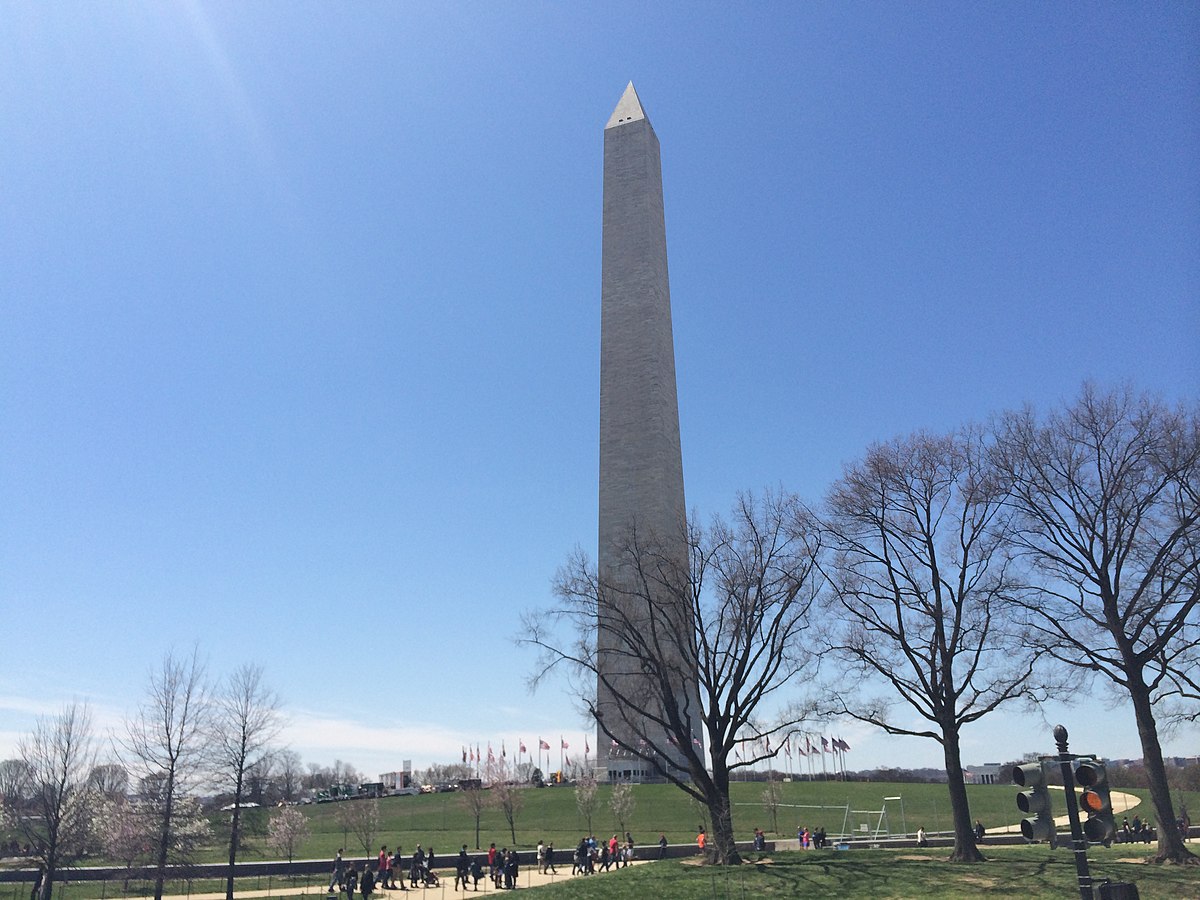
xmin=965 ymin=763 xmax=1005 ymax=785
xmin=379 ymin=765 xmax=413 ymax=791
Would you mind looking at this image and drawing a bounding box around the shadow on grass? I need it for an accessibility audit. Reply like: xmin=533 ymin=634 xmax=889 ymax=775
xmin=534 ymin=848 xmax=1196 ymax=900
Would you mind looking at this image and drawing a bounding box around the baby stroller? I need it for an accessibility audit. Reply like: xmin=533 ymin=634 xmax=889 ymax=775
xmin=414 ymin=865 xmax=439 ymax=888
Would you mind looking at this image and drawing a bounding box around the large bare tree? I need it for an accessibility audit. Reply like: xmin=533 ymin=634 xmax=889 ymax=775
xmin=88 ymin=763 xmax=128 ymax=801
xmin=121 ymin=650 xmax=211 ymax=900
xmin=210 ymin=664 xmax=282 ymax=900
xmin=15 ymin=703 xmax=100 ymax=900
xmin=274 ymin=749 xmax=303 ymax=803
xmin=994 ymin=385 xmax=1199 ymax=864
xmin=526 ymin=490 xmax=823 ymax=864
xmin=821 ymin=430 xmax=1042 ymax=862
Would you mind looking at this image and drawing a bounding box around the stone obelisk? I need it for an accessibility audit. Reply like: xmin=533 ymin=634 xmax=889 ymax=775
xmin=596 ymin=83 xmax=696 ymax=782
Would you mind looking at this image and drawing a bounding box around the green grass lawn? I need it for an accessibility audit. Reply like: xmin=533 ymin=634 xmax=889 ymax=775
xmin=289 ymin=780 xmax=1197 ymax=860
xmin=40 ymin=779 xmax=1183 ymax=864
xmin=531 ymin=848 xmax=1200 ymax=899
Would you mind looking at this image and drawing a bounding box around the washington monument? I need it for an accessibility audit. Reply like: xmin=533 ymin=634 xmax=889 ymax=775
xmin=596 ymin=83 xmax=699 ymax=781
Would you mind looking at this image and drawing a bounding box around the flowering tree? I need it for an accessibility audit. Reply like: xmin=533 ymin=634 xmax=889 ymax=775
xmin=574 ymin=769 xmax=598 ymax=835
xmin=609 ymin=781 xmax=635 ymax=837
xmin=267 ymin=807 xmax=310 ymax=864
xmin=98 ymin=798 xmax=153 ymax=885
xmin=485 ymin=757 xmax=523 ymax=845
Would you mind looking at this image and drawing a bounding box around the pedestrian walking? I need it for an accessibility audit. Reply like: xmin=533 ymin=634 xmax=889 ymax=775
xmin=329 ymin=849 xmax=346 ymax=893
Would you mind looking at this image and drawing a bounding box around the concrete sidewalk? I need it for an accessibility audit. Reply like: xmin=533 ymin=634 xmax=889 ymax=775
xmin=144 ymin=862 xmax=648 ymax=899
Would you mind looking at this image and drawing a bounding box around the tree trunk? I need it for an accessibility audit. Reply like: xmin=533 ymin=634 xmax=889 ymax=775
xmin=42 ymin=859 xmax=56 ymax=900
xmin=942 ymin=731 xmax=984 ymax=862
xmin=1127 ymin=674 xmax=1195 ymax=864
xmin=154 ymin=772 xmax=176 ymax=900
xmin=702 ymin=765 xmax=741 ymax=866
xmin=225 ymin=768 xmax=244 ymax=900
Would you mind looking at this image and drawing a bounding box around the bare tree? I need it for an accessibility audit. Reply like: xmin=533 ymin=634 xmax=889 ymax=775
xmin=822 ymin=429 xmax=1042 ymax=862
xmin=305 ymin=762 xmax=332 ymax=793
xmin=244 ymin=756 xmax=275 ymax=806
xmin=267 ymin=806 xmax=310 ymax=864
xmin=485 ymin=757 xmax=522 ymax=845
xmin=526 ymin=490 xmax=824 ymax=864
xmin=275 ymin=750 xmax=304 ymax=803
xmin=210 ymin=664 xmax=282 ymax=900
xmin=335 ymin=799 xmax=379 ymax=855
xmin=422 ymin=762 xmax=471 ymax=786
xmin=331 ymin=760 xmax=360 ymax=789
xmin=0 ymin=758 xmax=33 ymax=823
xmin=458 ymin=783 xmax=488 ymax=849
xmin=121 ymin=649 xmax=211 ymax=900
xmin=15 ymin=703 xmax=100 ymax=900
xmin=609 ymin=781 xmax=635 ymax=836
xmin=994 ymin=385 xmax=1200 ymax=864
xmin=574 ymin=770 xmax=598 ymax=835
xmin=761 ymin=779 xmax=781 ymax=834
xmin=88 ymin=763 xmax=129 ymax=801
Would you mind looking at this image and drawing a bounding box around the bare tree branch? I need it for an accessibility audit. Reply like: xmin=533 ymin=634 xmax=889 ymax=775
xmin=522 ymin=489 xmax=823 ymax=865
xmin=994 ymin=384 xmax=1200 ymax=864
xmin=821 ymin=428 xmax=1042 ymax=862
xmin=120 ymin=649 xmax=211 ymax=900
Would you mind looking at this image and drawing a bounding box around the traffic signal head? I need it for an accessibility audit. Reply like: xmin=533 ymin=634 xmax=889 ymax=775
xmin=1012 ymin=762 xmax=1056 ymax=846
xmin=1075 ymin=759 xmax=1115 ymax=845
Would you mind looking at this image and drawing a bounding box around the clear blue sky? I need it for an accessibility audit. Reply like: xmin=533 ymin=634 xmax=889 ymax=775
xmin=2 ymin=3 xmax=1197 ymax=779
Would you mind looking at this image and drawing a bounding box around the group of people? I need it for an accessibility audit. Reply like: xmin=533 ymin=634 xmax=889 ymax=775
xmin=327 ymin=843 xmax=547 ymax=894
xmin=1119 ymin=815 xmax=1155 ymax=843
xmin=796 ymin=825 xmax=827 ymax=849
xmin=327 ymin=845 xmax=440 ymax=897
xmin=567 ymin=832 xmax=636 ymax=874
xmin=479 ymin=843 xmax=521 ymax=890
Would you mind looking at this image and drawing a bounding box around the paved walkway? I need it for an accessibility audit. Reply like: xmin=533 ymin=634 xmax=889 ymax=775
xmin=146 ymin=863 xmax=649 ymax=899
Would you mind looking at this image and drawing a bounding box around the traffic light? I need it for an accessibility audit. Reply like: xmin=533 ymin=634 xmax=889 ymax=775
xmin=1013 ymin=762 xmax=1056 ymax=846
xmin=1075 ymin=759 xmax=1116 ymax=846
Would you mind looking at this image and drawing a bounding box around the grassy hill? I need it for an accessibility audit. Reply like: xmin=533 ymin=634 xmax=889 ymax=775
xmin=260 ymin=779 xmax=1193 ymax=860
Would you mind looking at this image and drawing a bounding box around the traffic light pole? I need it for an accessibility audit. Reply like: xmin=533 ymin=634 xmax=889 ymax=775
xmin=1053 ymin=725 xmax=1092 ymax=900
